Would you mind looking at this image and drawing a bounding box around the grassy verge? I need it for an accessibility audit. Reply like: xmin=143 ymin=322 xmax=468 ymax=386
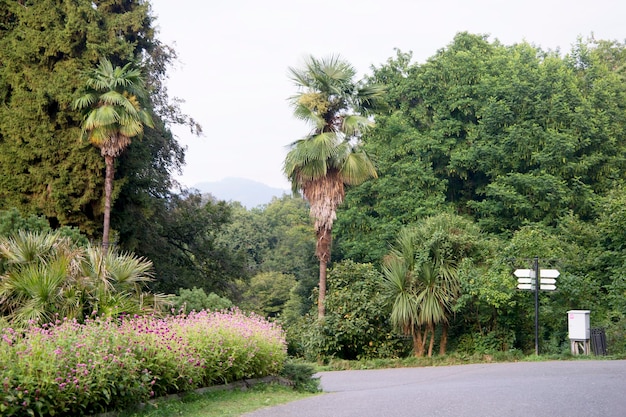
xmin=118 ymin=383 xmax=318 ymax=417
xmin=315 ymin=351 xmax=626 ymax=371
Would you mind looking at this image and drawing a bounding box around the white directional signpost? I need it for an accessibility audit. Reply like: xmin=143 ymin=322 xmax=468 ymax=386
xmin=514 ymin=258 xmax=560 ymax=355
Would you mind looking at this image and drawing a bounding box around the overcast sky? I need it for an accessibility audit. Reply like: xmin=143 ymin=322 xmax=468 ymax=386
xmin=149 ymin=0 xmax=625 ymax=190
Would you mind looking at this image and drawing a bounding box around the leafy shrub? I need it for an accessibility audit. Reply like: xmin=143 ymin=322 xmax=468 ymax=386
xmin=280 ymin=360 xmax=320 ymax=393
xmin=295 ymin=261 xmax=411 ymax=361
xmin=239 ymin=272 xmax=297 ymax=317
xmin=0 ymin=208 xmax=88 ymax=246
xmin=0 ymin=310 xmax=287 ymax=416
xmin=171 ymin=287 xmax=233 ymax=313
xmin=455 ymin=330 xmax=517 ymax=355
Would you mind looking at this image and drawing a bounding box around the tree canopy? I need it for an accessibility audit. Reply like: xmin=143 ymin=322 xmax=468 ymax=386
xmin=336 ymin=33 xmax=626 ymax=260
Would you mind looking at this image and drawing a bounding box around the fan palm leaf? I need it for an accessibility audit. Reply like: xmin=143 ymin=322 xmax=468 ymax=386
xmin=339 ymin=151 xmax=378 ymax=185
xmin=0 ymin=231 xmax=60 ymax=265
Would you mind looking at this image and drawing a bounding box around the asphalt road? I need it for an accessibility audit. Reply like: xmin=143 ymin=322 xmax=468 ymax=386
xmin=244 ymin=360 xmax=626 ymax=417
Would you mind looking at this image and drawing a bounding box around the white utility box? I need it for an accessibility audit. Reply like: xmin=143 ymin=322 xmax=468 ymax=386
xmin=567 ymin=310 xmax=590 ymax=340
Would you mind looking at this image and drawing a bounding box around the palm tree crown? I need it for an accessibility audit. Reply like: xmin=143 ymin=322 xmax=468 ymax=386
xmin=74 ymin=58 xmax=153 ymax=157
xmin=284 ymin=55 xmax=383 ymax=318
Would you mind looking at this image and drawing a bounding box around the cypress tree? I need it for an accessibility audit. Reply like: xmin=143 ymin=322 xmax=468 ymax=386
xmin=0 ymin=0 xmax=188 ymax=243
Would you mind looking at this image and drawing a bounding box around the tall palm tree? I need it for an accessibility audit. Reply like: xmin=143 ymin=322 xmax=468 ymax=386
xmin=73 ymin=58 xmax=154 ymax=249
xmin=284 ymin=55 xmax=383 ymax=319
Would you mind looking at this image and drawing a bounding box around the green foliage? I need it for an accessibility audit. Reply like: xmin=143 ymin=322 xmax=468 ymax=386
xmin=240 ymin=272 xmax=297 ymax=317
xmin=339 ymin=33 xmax=626 ymax=260
xmin=382 ymin=213 xmax=486 ymax=356
xmin=133 ymin=192 xmax=247 ymax=297
xmin=219 ymin=196 xmax=318 ymax=310
xmin=171 ymin=287 xmax=233 ymax=314
xmin=280 ymin=360 xmax=320 ymax=393
xmin=299 ymin=261 xmax=410 ymax=361
xmin=0 ymin=0 xmax=191 ymax=254
xmin=0 ymin=208 xmax=88 ymax=245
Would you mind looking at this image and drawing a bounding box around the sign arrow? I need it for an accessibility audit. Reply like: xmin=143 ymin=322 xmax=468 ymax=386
xmin=517 ymin=283 xmax=534 ymax=290
xmin=540 ymin=278 xmax=557 ymax=285
xmin=514 ymin=269 xmax=534 ymax=278
xmin=540 ymin=284 xmax=557 ymax=291
xmin=540 ymin=269 xmax=560 ymax=278
xmin=517 ymin=277 xmax=533 ymax=284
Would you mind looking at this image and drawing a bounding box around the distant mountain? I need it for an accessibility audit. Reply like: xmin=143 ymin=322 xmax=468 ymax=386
xmin=190 ymin=177 xmax=290 ymax=208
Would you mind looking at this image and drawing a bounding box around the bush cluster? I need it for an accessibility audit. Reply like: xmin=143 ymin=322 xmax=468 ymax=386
xmin=0 ymin=309 xmax=287 ymax=416
xmin=283 ymin=260 xmax=411 ymax=361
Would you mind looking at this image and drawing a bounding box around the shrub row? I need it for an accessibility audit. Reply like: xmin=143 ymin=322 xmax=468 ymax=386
xmin=0 ymin=309 xmax=287 ymax=416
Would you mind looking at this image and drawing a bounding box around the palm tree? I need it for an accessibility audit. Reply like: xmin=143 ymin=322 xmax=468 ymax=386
xmin=382 ymin=220 xmax=463 ymax=357
xmin=73 ymin=58 xmax=154 ymax=249
xmin=284 ymin=55 xmax=383 ymax=319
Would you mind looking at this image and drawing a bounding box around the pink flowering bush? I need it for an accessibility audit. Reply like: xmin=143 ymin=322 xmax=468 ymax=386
xmin=0 ymin=310 xmax=287 ymax=416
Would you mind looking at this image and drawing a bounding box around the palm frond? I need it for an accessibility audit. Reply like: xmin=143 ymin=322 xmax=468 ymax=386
xmin=83 ymin=106 xmax=119 ymax=129
xmin=98 ymin=91 xmax=135 ymax=109
xmin=0 ymin=231 xmax=59 ymax=265
xmin=138 ymin=109 xmax=154 ymax=128
xmin=339 ymin=151 xmax=378 ymax=185
xmin=291 ymin=100 xmax=326 ymax=128
xmin=381 ymin=255 xmax=410 ymax=294
xmin=118 ymin=119 xmax=144 ymax=137
xmin=416 ymin=286 xmax=448 ymax=326
xmin=390 ymin=228 xmax=417 ymax=266
xmin=341 ymin=114 xmax=375 ymax=137
xmin=73 ymin=93 xmax=97 ymax=110
xmin=106 ymin=251 xmax=154 ymax=289
xmin=355 ymin=83 xmax=386 ymax=110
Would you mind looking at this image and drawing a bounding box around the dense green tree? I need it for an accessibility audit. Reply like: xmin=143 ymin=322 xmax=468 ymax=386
xmin=239 ymin=272 xmax=297 ymax=318
xmin=338 ymin=34 xmax=626 ymax=264
xmin=292 ymin=260 xmax=409 ymax=361
xmin=74 ymin=58 xmax=154 ymax=249
xmin=284 ymin=55 xmax=383 ymax=318
xmin=170 ymin=287 xmax=232 ymax=314
xmin=134 ymin=192 xmax=246 ymax=297
xmin=219 ymin=196 xmax=318 ymax=308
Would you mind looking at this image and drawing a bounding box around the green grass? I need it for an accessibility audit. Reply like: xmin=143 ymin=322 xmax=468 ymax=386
xmin=118 ymin=383 xmax=319 ymax=417
xmin=314 ymin=351 xmax=626 ymax=371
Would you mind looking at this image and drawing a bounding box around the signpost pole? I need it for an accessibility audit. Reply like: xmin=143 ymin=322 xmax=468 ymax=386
xmin=534 ymin=256 xmax=540 ymax=355
xmin=514 ymin=262 xmax=559 ymax=356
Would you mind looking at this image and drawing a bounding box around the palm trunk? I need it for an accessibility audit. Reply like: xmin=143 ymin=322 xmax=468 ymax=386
xmin=102 ymin=155 xmax=114 ymax=250
xmin=315 ymin=227 xmax=332 ymax=319
xmin=440 ymin=323 xmax=448 ymax=356
xmin=412 ymin=325 xmax=426 ymax=357
xmin=318 ymin=259 xmax=327 ymax=319
xmin=427 ymin=324 xmax=435 ymax=357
